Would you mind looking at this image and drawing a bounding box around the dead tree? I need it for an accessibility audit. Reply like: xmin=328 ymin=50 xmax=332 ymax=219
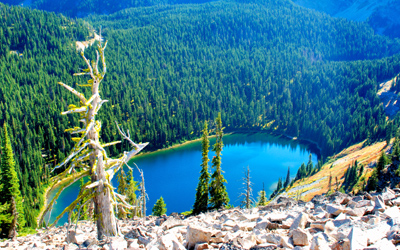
xmin=239 ymin=166 xmax=254 ymax=209
xmin=39 ymin=37 xmax=148 ymax=239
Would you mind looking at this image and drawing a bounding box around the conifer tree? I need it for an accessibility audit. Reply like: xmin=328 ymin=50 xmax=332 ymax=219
xmin=257 ymin=183 xmax=267 ymax=206
xmin=284 ymin=166 xmax=290 ymax=188
xmin=193 ymin=121 xmax=210 ymax=215
xmin=117 ymin=168 xmax=128 ymax=219
xmin=126 ymin=169 xmax=139 ymax=218
xmin=0 ymin=123 xmax=25 ymax=235
xmin=152 ymin=196 xmax=167 ymax=216
xmin=210 ymin=112 xmax=229 ymax=209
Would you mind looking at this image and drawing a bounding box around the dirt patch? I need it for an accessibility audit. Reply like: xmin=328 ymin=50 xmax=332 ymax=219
xmin=377 ymin=74 xmax=400 ymax=118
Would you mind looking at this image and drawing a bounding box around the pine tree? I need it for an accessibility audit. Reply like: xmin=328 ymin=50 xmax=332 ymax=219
xmin=377 ymin=151 xmax=389 ymax=173
xmin=276 ymin=177 xmax=282 ymax=191
xmin=209 ymin=113 xmax=229 ymax=209
xmin=284 ymin=166 xmax=290 ymax=188
xmin=117 ymin=168 xmax=128 ymax=219
xmin=117 ymin=168 xmax=128 ymax=196
xmin=152 ymin=196 xmax=167 ymax=216
xmin=193 ymin=121 xmax=210 ymax=215
xmin=126 ymin=169 xmax=139 ymax=218
xmin=0 ymin=123 xmax=25 ymax=235
xmin=257 ymin=183 xmax=267 ymax=206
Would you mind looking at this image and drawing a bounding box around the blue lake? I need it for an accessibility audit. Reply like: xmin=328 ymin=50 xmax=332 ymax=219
xmin=46 ymin=133 xmax=318 ymax=225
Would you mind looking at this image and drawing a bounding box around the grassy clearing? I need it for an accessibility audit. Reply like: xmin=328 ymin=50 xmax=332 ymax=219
xmin=285 ymin=140 xmax=389 ymax=201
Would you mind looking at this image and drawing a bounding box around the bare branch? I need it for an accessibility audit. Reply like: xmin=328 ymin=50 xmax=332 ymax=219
xmin=115 ymin=121 xmax=139 ymax=148
xmin=61 ymin=106 xmax=88 ymax=115
xmin=58 ymin=82 xmax=87 ymax=103
xmin=39 ymin=170 xmax=90 ymax=226
xmin=102 ymin=141 xmax=121 ymax=148
xmin=51 ymin=141 xmax=90 ymax=172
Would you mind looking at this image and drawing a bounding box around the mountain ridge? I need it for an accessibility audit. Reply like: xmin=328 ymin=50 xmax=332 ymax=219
xmin=292 ymin=0 xmax=400 ymax=38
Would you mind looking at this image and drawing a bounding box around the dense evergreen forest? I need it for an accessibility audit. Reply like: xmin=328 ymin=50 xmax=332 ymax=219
xmin=1 ymin=0 xmax=216 ymax=17
xmin=0 ymin=0 xmax=400 ymax=228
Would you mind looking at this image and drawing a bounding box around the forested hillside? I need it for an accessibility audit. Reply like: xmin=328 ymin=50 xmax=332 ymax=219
xmin=0 ymin=0 xmax=400 ymax=227
xmin=0 ymin=0 xmax=216 ymax=17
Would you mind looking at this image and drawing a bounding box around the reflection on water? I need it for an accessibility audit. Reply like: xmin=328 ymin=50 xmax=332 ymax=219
xmin=46 ymin=133 xmax=318 ymax=225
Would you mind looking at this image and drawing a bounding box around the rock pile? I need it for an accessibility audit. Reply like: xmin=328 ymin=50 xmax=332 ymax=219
xmin=2 ymin=188 xmax=400 ymax=249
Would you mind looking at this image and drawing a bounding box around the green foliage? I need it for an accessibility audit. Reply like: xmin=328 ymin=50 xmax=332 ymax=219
xmin=71 ymin=178 xmax=90 ymax=222
xmin=126 ymin=169 xmax=140 ymax=218
xmin=377 ymin=152 xmax=390 ymax=173
xmin=0 ymin=123 xmax=25 ymax=236
xmin=367 ymin=151 xmax=390 ymax=191
xmin=152 ymin=196 xmax=167 ymax=216
xmin=210 ymin=113 xmax=229 ymax=209
xmin=341 ymin=161 xmax=361 ymax=192
xmin=284 ymin=167 xmax=290 ymax=188
xmin=193 ymin=121 xmax=210 ymax=215
xmin=257 ymin=183 xmax=267 ymax=206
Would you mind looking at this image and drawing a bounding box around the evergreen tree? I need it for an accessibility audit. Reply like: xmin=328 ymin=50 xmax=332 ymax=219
xmin=0 ymin=123 xmax=25 ymax=235
xmin=276 ymin=177 xmax=282 ymax=191
xmin=193 ymin=121 xmax=210 ymax=215
xmin=117 ymin=168 xmax=128 ymax=196
xmin=377 ymin=151 xmax=389 ymax=173
xmin=284 ymin=166 xmax=290 ymax=188
xmin=126 ymin=169 xmax=139 ymax=218
xmin=152 ymin=196 xmax=167 ymax=216
xmin=257 ymin=183 xmax=267 ymax=206
xmin=117 ymin=168 xmax=128 ymax=219
xmin=210 ymin=113 xmax=229 ymax=209
xmin=306 ymin=154 xmax=313 ymax=175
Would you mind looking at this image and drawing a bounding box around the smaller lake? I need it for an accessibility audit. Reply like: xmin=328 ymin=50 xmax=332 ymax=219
xmin=46 ymin=133 xmax=318 ymax=225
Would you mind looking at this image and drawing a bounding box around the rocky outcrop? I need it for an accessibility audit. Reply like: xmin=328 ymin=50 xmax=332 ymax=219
xmin=1 ymin=189 xmax=400 ymax=249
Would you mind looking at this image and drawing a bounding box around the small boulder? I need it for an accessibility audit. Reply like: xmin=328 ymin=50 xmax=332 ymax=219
xmin=310 ymin=233 xmax=330 ymax=250
xmin=348 ymin=227 xmax=367 ymax=249
xmin=364 ymin=238 xmax=396 ymax=250
xmin=291 ymin=228 xmax=311 ymax=246
xmin=108 ymin=237 xmax=128 ymax=250
xmin=290 ymin=213 xmax=309 ymax=230
xmin=186 ymin=225 xmax=213 ymax=249
xmin=326 ymin=204 xmax=346 ymax=216
xmin=373 ymin=196 xmax=386 ymax=212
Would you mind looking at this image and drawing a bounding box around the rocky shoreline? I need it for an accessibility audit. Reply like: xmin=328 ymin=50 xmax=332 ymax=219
xmin=2 ymin=189 xmax=400 ymax=250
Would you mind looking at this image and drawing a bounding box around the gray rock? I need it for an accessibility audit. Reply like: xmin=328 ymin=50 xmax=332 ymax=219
xmin=290 ymin=213 xmax=309 ymax=230
xmin=345 ymin=207 xmax=366 ymax=217
xmin=348 ymin=227 xmax=367 ymax=250
xmin=310 ymin=233 xmax=330 ymax=250
xmin=364 ymin=238 xmax=396 ymax=250
xmin=250 ymin=243 xmax=277 ymax=249
xmin=373 ymin=196 xmax=386 ymax=212
xmin=291 ymin=228 xmax=311 ymax=246
xmin=326 ymin=204 xmax=346 ymax=216
xmin=108 ymin=237 xmax=128 ymax=250
xmin=162 ymin=217 xmax=187 ymax=230
xmin=160 ymin=233 xmax=186 ymax=250
xmin=186 ymin=225 xmax=213 ymax=249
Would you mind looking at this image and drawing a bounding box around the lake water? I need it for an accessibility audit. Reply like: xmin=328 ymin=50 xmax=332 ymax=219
xmin=45 ymin=133 xmax=318 ymax=225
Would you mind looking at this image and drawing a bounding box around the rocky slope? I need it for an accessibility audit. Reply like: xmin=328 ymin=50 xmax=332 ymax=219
xmin=2 ymin=189 xmax=400 ymax=249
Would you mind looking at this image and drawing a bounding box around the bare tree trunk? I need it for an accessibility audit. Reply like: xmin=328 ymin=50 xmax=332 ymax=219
xmin=89 ymin=82 xmax=117 ymax=239
xmin=8 ymin=197 xmax=17 ymax=240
